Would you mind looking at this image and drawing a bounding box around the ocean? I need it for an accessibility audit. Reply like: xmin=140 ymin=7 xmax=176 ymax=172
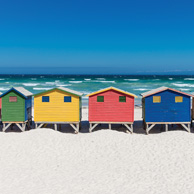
xmin=0 ymin=74 xmax=194 ymax=106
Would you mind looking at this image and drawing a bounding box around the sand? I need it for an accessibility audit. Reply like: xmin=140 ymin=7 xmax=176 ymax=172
xmin=0 ymin=107 xmax=194 ymax=194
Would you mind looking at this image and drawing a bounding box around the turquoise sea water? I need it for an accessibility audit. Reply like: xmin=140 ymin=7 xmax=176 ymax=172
xmin=0 ymin=75 xmax=194 ymax=106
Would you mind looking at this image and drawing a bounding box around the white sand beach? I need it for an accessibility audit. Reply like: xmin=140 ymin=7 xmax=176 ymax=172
xmin=0 ymin=107 xmax=194 ymax=194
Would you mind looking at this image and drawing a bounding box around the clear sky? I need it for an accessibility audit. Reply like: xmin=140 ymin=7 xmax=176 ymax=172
xmin=0 ymin=0 xmax=194 ymax=74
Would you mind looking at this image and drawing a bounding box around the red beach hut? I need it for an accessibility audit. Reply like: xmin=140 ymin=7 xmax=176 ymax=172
xmin=86 ymin=87 xmax=137 ymax=133
xmin=0 ymin=92 xmax=2 ymax=119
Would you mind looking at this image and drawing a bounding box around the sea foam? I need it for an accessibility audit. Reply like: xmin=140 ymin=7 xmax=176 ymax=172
xmin=180 ymin=88 xmax=190 ymax=91
xmin=98 ymin=81 xmax=115 ymax=83
xmin=56 ymin=84 xmax=72 ymax=87
xmin=33 ymin=87 xmax=53 ymax=90
xmin=0 ymin=87 xmax=9 ymax=91
xmin=69 ymin=81 xmax=83 ymax=83
xmin=23 ymin=83 xmax=39 ymax=86
xmin=84 ymin=79 xmax=91 ymax=81
xmin=172 ymin=83 xmax=194 ymax=87
xmin=134 ymin=88 xmax=148 ymax=91
xmin=96 ymin=78 xmax=106 ymax=80
xmin=45 ymin=82 xmax=56 ymax=85
xmin=124 ymin=79 xmax=139 ymax=81
xmin=184 ymin=78 xmax=194 ymax=81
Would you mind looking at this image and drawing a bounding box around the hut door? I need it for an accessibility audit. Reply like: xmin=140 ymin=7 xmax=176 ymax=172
xmin=168 ymin=106 xmax=176 ymax=121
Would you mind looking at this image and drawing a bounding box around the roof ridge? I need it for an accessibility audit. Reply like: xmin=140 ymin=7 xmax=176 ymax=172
xmin=141 ymin=87 xmax=193 ymax=97
xmin=86 ymin=87 xmax=137 ymax=98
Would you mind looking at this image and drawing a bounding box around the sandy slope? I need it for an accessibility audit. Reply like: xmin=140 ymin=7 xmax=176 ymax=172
xmin=0 ymin=108 xmax=194 ymax=194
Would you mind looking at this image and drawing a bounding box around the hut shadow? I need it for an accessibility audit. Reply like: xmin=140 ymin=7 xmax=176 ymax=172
xmin=79 ymin=121 xmax=90 ymax=133
xmin=133 ymin=120 xmax=145 ymax=134
xmin=1 ymin=121 xmax=193 ymax=134
xmin=0 ymin=124 xmax=28 ymax=133
xmin=58 ymin=121 xmax=90 ymax=134
xmin=91 ymin=123 xmax=132 ymax=133
xmin=33 ymin=121 xmax=90 ymax=134
xmin=134 ymin=121 xmax=193 ymax=135
xmin=38 ymin=123 xmax=78 ymax=134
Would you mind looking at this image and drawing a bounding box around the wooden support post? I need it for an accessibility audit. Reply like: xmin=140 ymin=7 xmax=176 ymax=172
xmin=3 ymin=123 xmax=5 ymax=132
xmin=165 ymin=124 xmax=168 ymax=132
xmin=131 ymin=124 xmax=133 ymax=134
xmin=70 ymin=123 xmax=79 ymax=133
xmin=146 ymin=124 xmax=155 ymax=135
xmin=2 ymin=123 xmax=12 ymax=132
xmin=16 ymin=123 xmax=25 ymax=132
xmin=89 ymin=123 xmax=92 ymax=133
xmin=23 ymin=123 xmax=26 ymax=132
xmin=124 ymin=124 xmax=133 ymax=134
xmin=146 ymin=124 xmax=149 ymax=135
xmin=54 ymin=124 xmax=57 ymax=131
xmin=188 ymin=124 xmax=191 ymax=133
xmin=37 ymin=123 xmax=44 ymax=129
xmin=89 ymin=123 xmax=98 ymax=132
xmin=181 ymin=123 xmax=190 ymax=133
xmin=109 ymin=124 xmax=111 ymax=130
xmin=75 ymin=123 xmax=79 ymax=134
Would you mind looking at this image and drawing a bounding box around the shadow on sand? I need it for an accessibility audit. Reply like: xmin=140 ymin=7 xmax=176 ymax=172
xmin=0 ymin=120 xmax=192 ymax=134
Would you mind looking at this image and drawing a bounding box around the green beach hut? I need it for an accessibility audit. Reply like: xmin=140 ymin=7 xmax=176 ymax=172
xmin=0 ymin=87 xmax=33 ymax=132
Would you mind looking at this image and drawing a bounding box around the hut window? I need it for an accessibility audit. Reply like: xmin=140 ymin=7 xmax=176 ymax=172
xmin=42 ymin=96 xmax=49 ymax=102
xmin=175 ymin=96 xmax=183 ymax=103
xmin=97 ymin=96 xmax=104 ymax=102
xmin=119 ymin=96 xmax=126 ymax=102
xmin=9 ymin=96 xmax=17 ymax=102
xmin=153 ymin=96 xmax=161 ymax=103
xmin=64 ymin=96 xmax=72 ymax=102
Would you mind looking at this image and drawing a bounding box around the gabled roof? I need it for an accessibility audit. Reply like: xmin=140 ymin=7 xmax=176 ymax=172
xmin=34 ymin=87 xmax=83 ymax=97
xmin=86 ymin=87 xmax=137 ymax=98
xmin=141 ymin=86 xmax=194 ymax=98
xmin=0 ymin=87 xmax=33 ymax=98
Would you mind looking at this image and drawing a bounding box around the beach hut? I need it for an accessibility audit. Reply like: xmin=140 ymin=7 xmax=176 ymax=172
xmin=0 ymin=87 xmax=33 ymax=132
xmin=141 ymin=87 xmax=193 ymax=134
xmin=34 ymin=87 xmax=83 ymax=133
xmin=0 ymin=92 xmax=2 ymax=119
xmin=86 ymin=87 xmax=137 ymax=133
xmin=192 ymin=98 xmax=194 ymax=121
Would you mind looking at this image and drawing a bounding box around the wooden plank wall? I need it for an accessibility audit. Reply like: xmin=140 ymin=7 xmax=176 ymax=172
xmin=1 ymin=91 xmax=25 ymax=122
xmin=89 ymin=90 xmax=134 ymax=122
xmin=144 ymin=90 xmax=191 ymax=122
xmin=34 ymin=89 xmax=80 ymax=122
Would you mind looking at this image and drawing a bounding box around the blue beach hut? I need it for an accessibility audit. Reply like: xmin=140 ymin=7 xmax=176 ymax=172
xmin=141 ymin=87 xmax=193 ymax=134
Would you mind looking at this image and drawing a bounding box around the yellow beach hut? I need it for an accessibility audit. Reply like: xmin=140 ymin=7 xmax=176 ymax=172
xmin=34 ymin=87 xmax=83 ymax=133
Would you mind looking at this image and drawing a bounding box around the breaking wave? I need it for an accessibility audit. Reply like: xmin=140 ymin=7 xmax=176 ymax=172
xmin=172 ymin=83 xmax=194 ymax=87
xmin=184 ymin=78 xmax=194 ymax=81
xmin=33 ymin=87 xmax=53 ymax=90
xmin=69 ymin=81 xmax=83 ymax=83
xmin=23 ymin=83 xmax=39 ymax=86
xmin=124 ymin=79 xmax=139 ymax=81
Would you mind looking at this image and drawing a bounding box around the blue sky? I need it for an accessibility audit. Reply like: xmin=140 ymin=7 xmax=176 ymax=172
xmin=0 ymin=0 xmax=194 ymax=74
